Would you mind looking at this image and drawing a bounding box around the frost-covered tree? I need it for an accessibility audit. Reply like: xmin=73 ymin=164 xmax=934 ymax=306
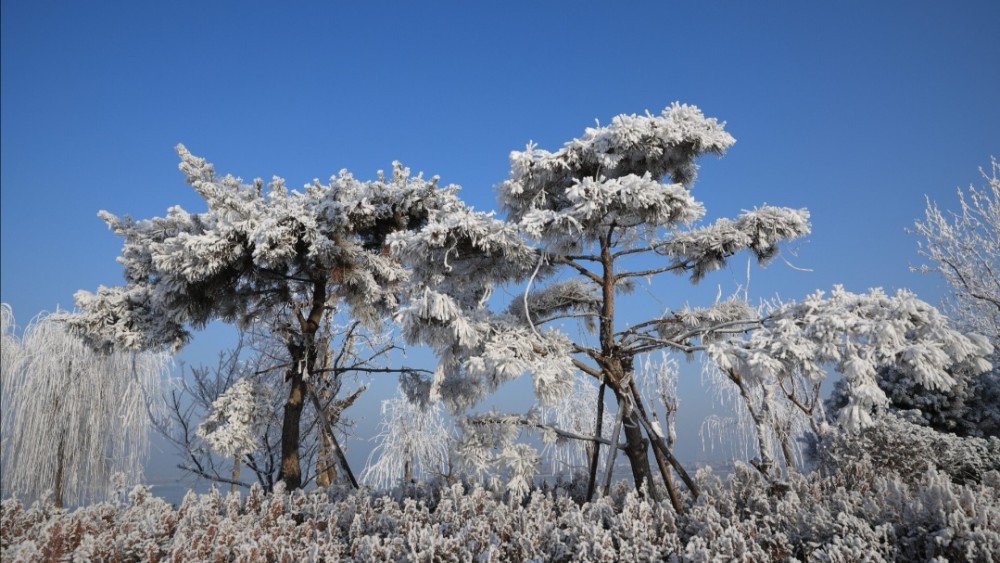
xmin=63 ymin=148 xmax=447 ymax=490
xmin=389 ymin=104 xmax=809 ymax=506
xmin=389 ymin=104 xmax=993 ymax=508
xmin=0 ymin=305 xmax=168 ymax=507
xmin=361 ymin=389 xmax=452 ymax=490
xmin=873 ymin=157 xmax=1000 ymax=438
xmin=704 ymin=286 xmax=992 ymax=479
xmin=195 ymin=376 xmax=272 ymax=492
xmin=824 ymin=159 xmax=1000 ymax=440
xmin=161 ymin=325 xmax=376 ymax=493
xmin=914 ymin=157 xmax=1000 ymax=341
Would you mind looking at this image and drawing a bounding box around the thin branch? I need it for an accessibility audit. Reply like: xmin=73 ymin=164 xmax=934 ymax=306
xmin=177 ymin=464 xmax=253 ymax=490
xmin=564 ymin=253 xmax=601 ymax=262
xmin=629 ymin=334 xmax=706 ymax=355
xmin=312 ymin=366 xmax=434 ymax=376
xmin=612 ymin=240 xmax=676 ymax=258
xmin=534 ymin=312 xmax=602 ymax=326
xmin=469 ymin=416 xmax=626 ymax=449
xmin=615 ymin=263 xmax=688 ymax=280
xmin=554 ymin=256 xmax=602 ymax=284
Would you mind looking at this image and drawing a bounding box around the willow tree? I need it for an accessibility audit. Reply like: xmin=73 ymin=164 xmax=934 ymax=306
xmin=390 ymin=104 xmax=993 ymax=508
xmin=1 ymin=305 xmax=168 ymax=507
xmin=65 ymin=148 xmax=451 ymax=490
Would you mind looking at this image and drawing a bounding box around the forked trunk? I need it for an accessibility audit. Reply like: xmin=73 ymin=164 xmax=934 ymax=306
xmin=618 ymin=395 xmax=661 ymax=501
xmin=278 ymin=281 xmax=328 ymax=491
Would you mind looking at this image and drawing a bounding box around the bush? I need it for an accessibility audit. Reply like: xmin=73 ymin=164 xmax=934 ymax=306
xmin=3 ymin=461 xmax=998 ymax=562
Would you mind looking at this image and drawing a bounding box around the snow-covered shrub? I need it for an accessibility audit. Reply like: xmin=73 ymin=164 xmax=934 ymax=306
xmin=4 ymin=462 xmax=997 ymax=562
xmin=811 ymin=413 xmax=1000 ymax=487
xmin=829 ymin=363 xmax=1000 ymax=439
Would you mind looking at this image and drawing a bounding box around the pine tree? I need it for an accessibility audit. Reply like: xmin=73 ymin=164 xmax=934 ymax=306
xmin=63 ymin=149 xmax=449 ymax=490
xmin=390 ymin=104 xmax=993 ymax=508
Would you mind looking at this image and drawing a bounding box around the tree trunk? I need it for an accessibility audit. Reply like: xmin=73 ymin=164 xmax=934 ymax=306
xmin=619 ymin=403 xmax=660 ymax=500
xmin=628 ymin=379 xmax=698 ymax=504
xmin=601 ymin=399 xmax=626 ymax=497
xmin=307 ymin=386 xmax=359 ymax=489
xmin=585 ymin=381 xmax=607 ymax=500
xmin=652 ymin=442 xmax=684 ymax=513
xmin=315 ymin=430 xmax=338 ymax=487
xmin=277 ymin=280 xmax=328 ymax=491
xmin=729 ymin=369 xmax=776 ymax=478
xmin=278 ymin=364 xmax=307 ymax=490
xmin=54 ymin=436 xmax=65 ymax=509
xmin=231 ymin=456 xmax=241 ymax=494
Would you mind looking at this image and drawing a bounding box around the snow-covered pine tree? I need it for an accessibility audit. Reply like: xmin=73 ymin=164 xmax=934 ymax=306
xmin=823 ymin=158 xmax=1000 ymax=443
xmin=389 ymin=104 xmax=993 ymax=508
xmin=63 ymin=148 xmax=453 ymax=490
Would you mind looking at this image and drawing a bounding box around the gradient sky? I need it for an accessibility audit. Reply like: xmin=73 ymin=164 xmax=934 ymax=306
xmin=2 ymin=1 xmax=998 ymax=497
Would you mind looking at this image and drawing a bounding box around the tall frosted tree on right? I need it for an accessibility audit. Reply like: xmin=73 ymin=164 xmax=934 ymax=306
xmin=494 ymin=104 xmax=813 ymax=502
xmin=394 ymin=104 xmax=810 ymax=504
xmin=393 ymin=104 xmax=992 ymax=509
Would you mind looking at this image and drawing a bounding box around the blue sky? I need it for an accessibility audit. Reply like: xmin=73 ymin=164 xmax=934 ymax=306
xmin=2 ymin=2 xmax=998 ymax=495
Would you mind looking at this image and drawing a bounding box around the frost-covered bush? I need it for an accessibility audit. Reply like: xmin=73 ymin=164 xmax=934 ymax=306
xmin=4 ymin=463 xmax=998 ymax=562
xmin=828 ymin=363 xmax=1000 ymax=439
xmin=811 ymin=413 xmax=1000 ymax=487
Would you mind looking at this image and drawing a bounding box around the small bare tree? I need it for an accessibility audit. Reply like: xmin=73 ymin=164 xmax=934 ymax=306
xmin=158 ymin=322 xmax=400 ymax=492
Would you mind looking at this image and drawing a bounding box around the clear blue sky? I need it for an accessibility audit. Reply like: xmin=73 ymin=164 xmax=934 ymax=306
xmin=2 ymin=1 xmax=998 ymax=494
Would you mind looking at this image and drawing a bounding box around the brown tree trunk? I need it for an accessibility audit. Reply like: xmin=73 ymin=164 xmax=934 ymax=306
xmin=231 ymin=456 xmax=241 ymax=494
xmin=585 ymin=381 xmax=607 ymax=500
xmin=278 ymin=364 xmax=308 ymax=490
xmin=618 ymin=401 xmax=661 ymax=501
xmin=652 ymin=443 xmax=684 ymax=513
xmin=277 ymin=280 xmax=327 ymax=491
xmin=54 ymin=436 xmax=65 ymax=508
xmin=628 ymin=379 xmax=697 ymax=506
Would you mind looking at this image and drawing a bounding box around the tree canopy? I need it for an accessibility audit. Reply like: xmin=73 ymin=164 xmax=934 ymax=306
xmin=64 ymin=147 xmax=463 ymax=489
